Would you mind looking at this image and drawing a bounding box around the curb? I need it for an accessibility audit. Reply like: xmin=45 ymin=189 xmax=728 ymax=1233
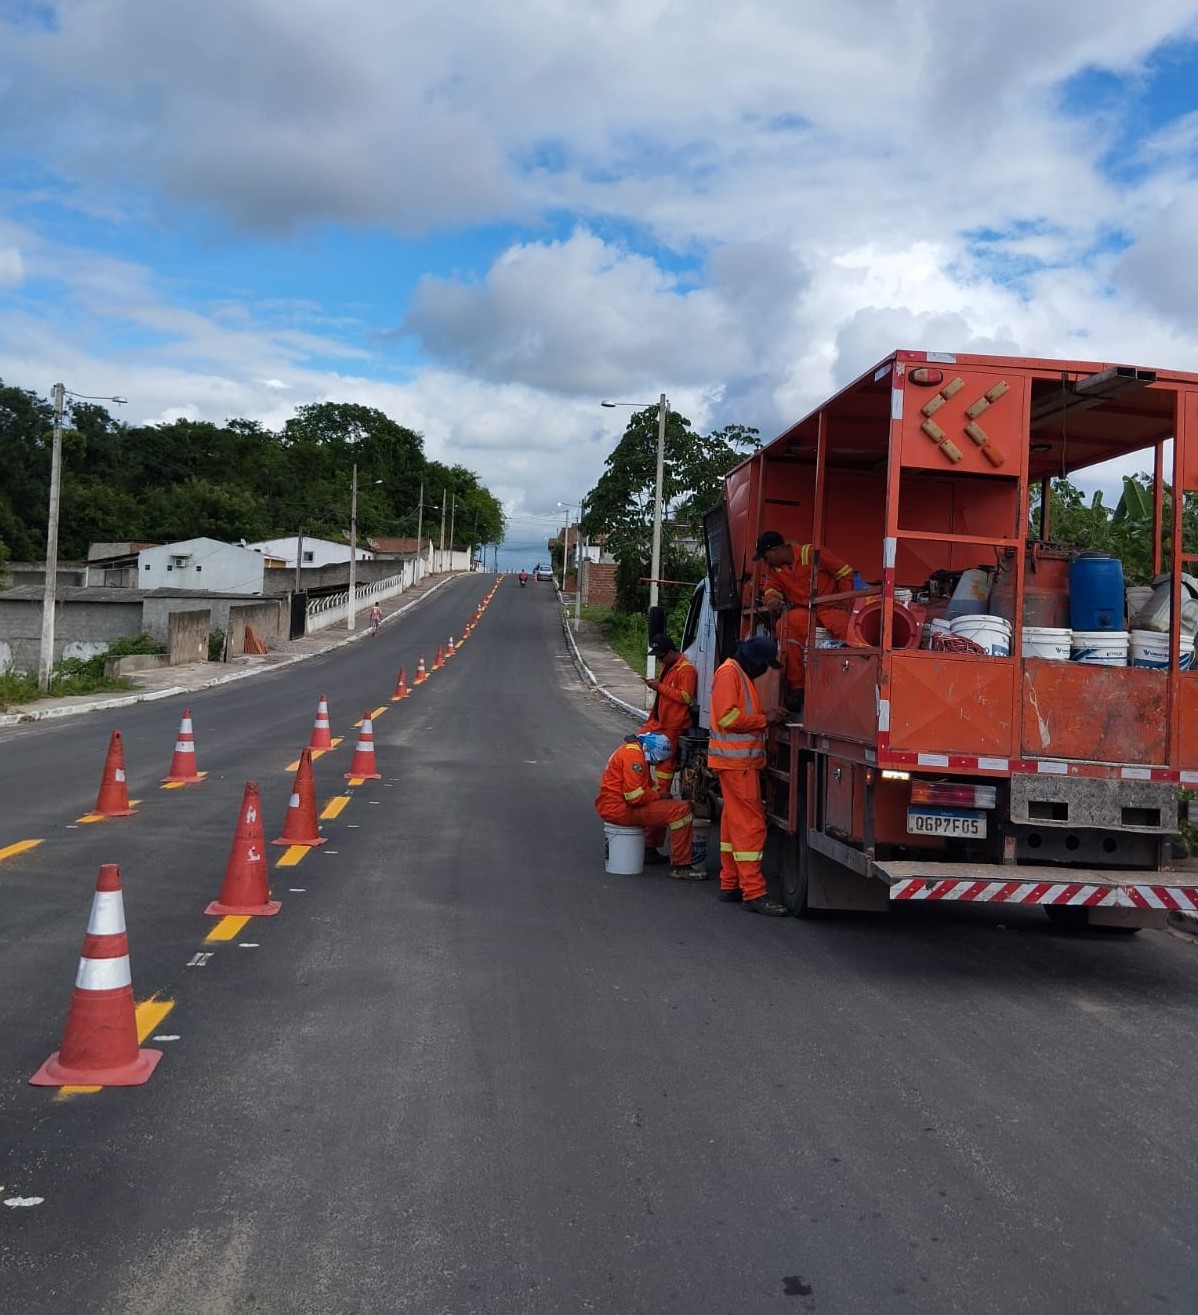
xmin=0 ymin=573 xmax=465 ymax=728
xmin=559 ymin=606 xmax=644 ymax=723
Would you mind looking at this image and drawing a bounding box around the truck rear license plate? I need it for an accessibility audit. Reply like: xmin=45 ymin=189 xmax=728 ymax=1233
xmin=906 ymin=808 xmax=986 ymax=839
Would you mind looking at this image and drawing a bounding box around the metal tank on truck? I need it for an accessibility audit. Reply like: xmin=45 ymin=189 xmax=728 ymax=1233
xmin=679 ymin=349 xmax=1198 ymax=931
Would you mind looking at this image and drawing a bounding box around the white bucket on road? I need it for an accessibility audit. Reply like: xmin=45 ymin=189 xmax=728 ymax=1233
xmin=1022 ymin=626 xmax=1071 ymax=661
xmin=1130 ymin=629 xmax=1196 ymax=670
xmin=950 ymin=614 xmax=1012 ymax=656
xmin=603 ymin=823 xmax=645 ymax=875
xmin=1070 ymin=630 xmax=1129 ymax=666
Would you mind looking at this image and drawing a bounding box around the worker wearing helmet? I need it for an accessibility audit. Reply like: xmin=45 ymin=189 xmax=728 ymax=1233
xmin=709 ymin=635 xmax=787 ymax=915
xmin=595 ymin=732 xmax=707 ymax=880
xmin=640 ymin=633 xmax=698 ymax=796
xmin=753 ymin=530 xmax=856 ymax=717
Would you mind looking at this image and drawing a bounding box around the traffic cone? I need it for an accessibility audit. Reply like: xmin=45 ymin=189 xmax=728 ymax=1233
xmin=345 ymin=714 xmax=383 ymax=780
xmin=94 ymin=730 xmax=136 ymax=817
xmin=392 ymin=667 xmax=409 ymax=701
xmin=446 ymin=637 xmax=456 ymax=659
xmin=272 ymin=750 xmax=326 ymax=847
xmin=413 ymin=655 xmax=428 ymax=685
xmin=432 ymin=645 xmax=444 ymax=671
xmin=161 ymin=708 xmax=204 ymax=783
xmin=309 ymin=694 xmax=333 ymax=751
xmin=205 ymin=782 xmax=281 ymax=916
xmin=29 ymin=863 xmax=163 ymax=1087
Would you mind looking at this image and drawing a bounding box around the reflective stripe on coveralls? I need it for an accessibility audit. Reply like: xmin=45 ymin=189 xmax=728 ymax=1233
xmin=642 ymin=655 xmax=697 ymax=789
xmin=708 ymin=658 xmax=769 ymax=900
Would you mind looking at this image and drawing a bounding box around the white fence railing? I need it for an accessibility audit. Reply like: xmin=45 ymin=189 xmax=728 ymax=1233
xmin=304 ymin=548 xmax=474 ymax=634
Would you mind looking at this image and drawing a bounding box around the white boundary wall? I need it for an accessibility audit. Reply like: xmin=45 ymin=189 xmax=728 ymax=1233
xmin=304 ymin=547 xmax=474 ymax=634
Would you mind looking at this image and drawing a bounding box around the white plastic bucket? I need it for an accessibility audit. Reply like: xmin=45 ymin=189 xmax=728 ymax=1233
xmin=894 ymin=587 xmax=914 ymax=606
xmin=1130 ymin=629 xmax=1195 ymax=670
xmin=1070 ymin=630 xmax=1129 ymax=666
xmin=950 ymin=614 xmax=1012 ymax=656
xmin=603 ymin=823 xmax=645 ymax=875
xmin=1022 ymin=626 xmax=1071 ymax=661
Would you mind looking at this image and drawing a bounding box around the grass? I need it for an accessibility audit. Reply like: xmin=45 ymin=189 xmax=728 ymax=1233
xmin=576 ymin=598 xmax=692 ymax=673
xmin=0 ymin=632 xmax=164 ymax=709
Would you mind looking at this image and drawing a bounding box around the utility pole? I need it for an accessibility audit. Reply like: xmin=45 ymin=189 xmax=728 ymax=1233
xmin=37 ymin=383 xmax=66 ymax=692
xmin=294 ymin=527 xmax=305 ymax=593
xmin=449 ymin=493 xmax=456 ymax=566
xmin=439 ymin=490 xmax=447 ymax=558
xmin=348 ymin=463 xmax=358 ymax=631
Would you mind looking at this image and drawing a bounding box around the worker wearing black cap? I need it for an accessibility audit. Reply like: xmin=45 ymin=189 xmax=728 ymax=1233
xmin=638 ymin=632 xmax=699 ymax=866
xmin=753 ymin=530 xmax=856 ymax=718
xmin=708 ymin=634 xmax=788 ymax=916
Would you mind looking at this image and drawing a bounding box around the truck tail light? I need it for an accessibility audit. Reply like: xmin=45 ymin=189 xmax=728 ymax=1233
xmin=910 ymin=781 xmax=997 ymax=810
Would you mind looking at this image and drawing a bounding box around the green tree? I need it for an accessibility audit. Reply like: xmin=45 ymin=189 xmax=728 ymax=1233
xmin=581 ymin=407 xmax=757 ymax=612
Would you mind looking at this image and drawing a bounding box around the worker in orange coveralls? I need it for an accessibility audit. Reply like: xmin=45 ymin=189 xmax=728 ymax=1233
xmin=640 ymin=632 xmax=697 ymax=790
xmin=709 ymin=636 xmax=787 ymax=916
xmin=753 ymin=530 xmax=856 ymax=718
xmin=595 ymin=732 xmax=707 ymax=881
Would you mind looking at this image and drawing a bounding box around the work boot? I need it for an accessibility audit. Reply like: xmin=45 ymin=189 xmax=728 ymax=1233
xmin=670 ymin=863 xmax=709 ymax=881
xmin=742 ymin=896 xmax=788 ymax=917
xmin=717 ymin=888 xmax=743 ymax=903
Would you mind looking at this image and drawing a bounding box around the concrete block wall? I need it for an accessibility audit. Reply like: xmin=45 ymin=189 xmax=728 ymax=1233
xmin=226 ymin=601 xmax=284 ymax=656
xmin=0 ymin=598 xmax=144 ymax=673
xmin=168 ymin=608 xmax=210 ymax=665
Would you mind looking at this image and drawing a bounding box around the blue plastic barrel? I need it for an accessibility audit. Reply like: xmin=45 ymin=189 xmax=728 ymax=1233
xmin=1069 ymin=552 xmax=1125 ymax=631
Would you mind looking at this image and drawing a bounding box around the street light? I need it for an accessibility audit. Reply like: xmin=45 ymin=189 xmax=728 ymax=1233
xmin=347 ymin=464 xmax=383 ymax=632
xmin=39 ymin=384 xmax=128 ymax=691
xmin=601 ymin=392 xmax=668 ymax=693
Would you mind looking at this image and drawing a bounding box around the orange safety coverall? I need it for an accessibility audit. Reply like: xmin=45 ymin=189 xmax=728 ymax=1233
xmin=641 ymin=653 xmax=698 ymax=792
xmin=708 ymin=658 xmax=769 ymax=901
xmin=594 ymin=738 xmax=694 ymax=867
xmin=761 ymin=544 xmax=855 ymax=691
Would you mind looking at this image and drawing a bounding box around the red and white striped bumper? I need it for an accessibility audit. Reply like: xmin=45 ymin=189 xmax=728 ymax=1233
xmin=890 ymin=878 xmax=1198 ymax=910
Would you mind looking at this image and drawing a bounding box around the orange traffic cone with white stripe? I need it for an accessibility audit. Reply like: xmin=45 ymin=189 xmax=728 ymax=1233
xmin=392 ymin=667 xmax=409 ymax=701
xmin=162 ymin=708 xmax=204 ymax=783
xmin=413 ymin=655 xmax=428 ymax=685
xmin=94 ymin=730 xmax=136 ymax=817
xmin=432 ymin=645 xmax=444 ymax=671
xmin=345 ymin=713 xmax=383 ymax=780
xmin=29 ymin=863 xmax=163 ymax=1086
xmin=309 ymin=694 xmax=333 ymax=751
xmin=272 ymin=750 xmax=326 ymax=847
xmin=205 ymin=782 xmax=281 ymax=916
xmin=447 ymin=636 xmax=456 ymax=659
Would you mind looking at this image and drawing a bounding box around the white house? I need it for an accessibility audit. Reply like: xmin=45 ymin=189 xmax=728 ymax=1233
xmin=244 ymin=535 xmax=374 ymax=570
xmin=138 ymin=538 xmax=273 ymax=595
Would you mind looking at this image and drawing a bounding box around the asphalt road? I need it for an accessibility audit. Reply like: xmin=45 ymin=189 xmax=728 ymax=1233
xmin=2 ymin=574 xmax=1197 ymax=1314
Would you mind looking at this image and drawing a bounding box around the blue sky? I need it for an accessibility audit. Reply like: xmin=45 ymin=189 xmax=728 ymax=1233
xmin=3 ymin=0 xmax=1198 ymax=570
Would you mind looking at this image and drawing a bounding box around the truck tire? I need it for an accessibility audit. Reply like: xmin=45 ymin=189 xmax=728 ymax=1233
xmin=779 ymin=838 xmax=811 ymax=917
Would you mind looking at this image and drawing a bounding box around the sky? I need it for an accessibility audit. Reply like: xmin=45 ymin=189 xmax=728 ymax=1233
xmin=3 ymin=1 xmax=1198 ymax=571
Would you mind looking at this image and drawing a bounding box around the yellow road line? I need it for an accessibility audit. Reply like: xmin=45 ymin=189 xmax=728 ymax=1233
xmin=285 ymin=739 xmax=342 ymax=771
xmin=160 ymin=773 xmax=207 ymax=790
xmin=346 ymin=777 xmax=366 ymax=787
xmin=276 ymin=846 xmax=310 ymax=867
xmin=0 ymin=839 xmax=42 ymax=863
xmin=321 ymin=795 xmax=352 ymax=820
xmin=352 ymin=707 xmax=388 ymax=727
xmin=75 ymin=801 xmax=141 ymax=824
xmin=205 ymin=915 xmax=251 ymax=942
xmin=56 ymin=997 xmax=176 ymax=1098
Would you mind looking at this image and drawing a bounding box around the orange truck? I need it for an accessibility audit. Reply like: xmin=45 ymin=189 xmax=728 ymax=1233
xmin=681 ymin=349 xmax=1198 ymax=929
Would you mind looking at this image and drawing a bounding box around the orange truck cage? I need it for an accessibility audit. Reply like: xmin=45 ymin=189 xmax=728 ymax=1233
xmin=704 ymin=348 xmax=1198 ymax=926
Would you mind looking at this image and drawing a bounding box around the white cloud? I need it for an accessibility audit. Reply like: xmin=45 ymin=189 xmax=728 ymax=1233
xmin=4 ymin=0 xmax=1198 ymax=543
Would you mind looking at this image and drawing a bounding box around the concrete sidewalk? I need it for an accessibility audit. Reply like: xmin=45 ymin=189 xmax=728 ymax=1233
xmin=0 ymin=573 xmax=468 ymax=727
xmin=559 ymin=605 xmax=653 ymax=723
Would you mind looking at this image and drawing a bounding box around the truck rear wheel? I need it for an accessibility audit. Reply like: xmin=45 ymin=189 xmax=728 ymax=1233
xmin=779 ymin=838 xmax=811 ymax=917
